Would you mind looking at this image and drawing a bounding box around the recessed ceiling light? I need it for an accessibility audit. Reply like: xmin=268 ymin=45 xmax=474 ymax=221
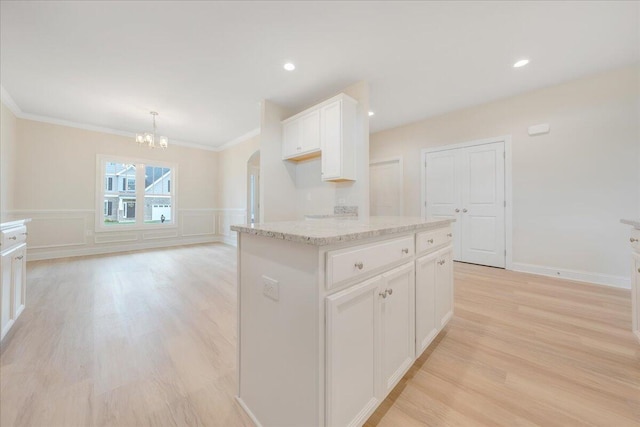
xmin=513 ymin=59 xmax=530 ymax=68
xmin=283 ymin=63 xmax=295 ymax=71
xmin=368 ymin=111 xmax=375 ymax=117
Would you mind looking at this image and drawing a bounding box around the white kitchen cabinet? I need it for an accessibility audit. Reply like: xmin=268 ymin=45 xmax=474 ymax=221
xmin=326 ymin=276 xmax=381 ymax=427
xmin=321 ymin=96 xmax=357 ymax=182
xmin=282 ymin=110 xmax=321 ymax=160
xmin=633 ymin=253 xmax=640 ymax=342
xmin=379 ymin=262 xmax=415 ymax=395
xmin=282 ymin=93 xmax=357 ymax=182
xmin=1 ymin=219 xmax=29 ymax=341
xmin=435 ymin=246 xmax=454 ymax=329
xmin=415 ymin=251 xmax=439 ymax=357
xmin=233 ymin=218 xmax=455 ymax=427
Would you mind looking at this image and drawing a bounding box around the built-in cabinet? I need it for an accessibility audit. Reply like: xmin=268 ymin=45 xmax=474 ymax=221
xmin=1 ymin=219 xmax=29 ymax=341
xmin=282 ymin=93 xmax=357 ymax=182
xmin=626 ymin=224 xmax=640 ymax=342
xmin=235 ymin=221 xmax=454 ymax=427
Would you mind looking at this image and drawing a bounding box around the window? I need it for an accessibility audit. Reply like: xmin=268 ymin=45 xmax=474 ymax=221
xmin=97 ymin=156 xmax=176 ymax=230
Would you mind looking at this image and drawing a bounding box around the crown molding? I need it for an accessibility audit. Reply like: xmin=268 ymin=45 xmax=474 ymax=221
xmin=0 ymin=85 xmax=22 ymax=116
xmin=216 ymin=127 xmax=261 ymax=152
xmin=0 ymin=85 xmax=226 ymax=152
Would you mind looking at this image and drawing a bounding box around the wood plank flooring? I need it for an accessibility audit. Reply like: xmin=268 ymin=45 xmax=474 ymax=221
xmin=1 ymin=243 xmax=638 ymax=426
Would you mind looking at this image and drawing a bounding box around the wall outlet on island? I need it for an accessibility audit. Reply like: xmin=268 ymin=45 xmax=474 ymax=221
xmin=263 ymin=276 xmax=279 ymax=301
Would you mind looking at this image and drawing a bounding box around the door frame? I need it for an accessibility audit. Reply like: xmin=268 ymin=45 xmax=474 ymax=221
xmin=369 ymin=156 xmax=404 ymax=216
xmin=420 ymin=135 xmax=513 ymax=270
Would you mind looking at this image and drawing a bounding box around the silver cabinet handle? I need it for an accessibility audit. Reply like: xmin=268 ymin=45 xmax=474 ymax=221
xmin=438 ymin=259 xmax=446 ymax=265
xmin=631 ymin=237 xmax=638 ymax=243
xmin=8 ymin=236 xmax=17 ymax=240
xmin=16 ymin=255 xmax=23 ymax=260
xmin=401 ymin=248 xmax=409 ymax=254
xmin=22 ymin=232 xmax=28 ymax=236
xmin=379 ymin=291 xmax=387 ymax=299
xmin=354 ymin=261 xmax=364 ymax=270
xmin=447 ymin=233 xmax=453 ymax=237
xmin=386 ymin=288 xmax=393 ymax=296
xmin=462 ymin=209 xmax=468 ymax=213
xmin=638 ymin=268 xmax=640 ymax=273
xmin=427 ymin=238 xmax=434 ymax=244
xmin=455 ymin=208 xmax=460 ymax=213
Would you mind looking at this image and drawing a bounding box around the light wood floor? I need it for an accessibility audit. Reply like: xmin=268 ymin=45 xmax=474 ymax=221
xmin=1 ymin=244 xmax=638 ymax=426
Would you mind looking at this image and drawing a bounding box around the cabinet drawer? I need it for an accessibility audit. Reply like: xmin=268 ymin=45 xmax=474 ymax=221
xmin=1 ymin=226 xmax=27 ymax=250
xmin=327 ymin=236 xmax=414 ymax=289
xmin=416 ymin=227 xmax=452 ymax=255
xmin=631 ymin=228 xmax=640 ymax=253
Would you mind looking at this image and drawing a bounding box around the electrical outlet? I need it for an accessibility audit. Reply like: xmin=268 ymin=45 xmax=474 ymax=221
xmin=263 ymin=276 xmax=279 ymax=301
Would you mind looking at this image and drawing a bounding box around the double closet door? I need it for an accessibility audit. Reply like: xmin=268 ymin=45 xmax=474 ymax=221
xmin=425 ymin=141 xmax=505 ymax=268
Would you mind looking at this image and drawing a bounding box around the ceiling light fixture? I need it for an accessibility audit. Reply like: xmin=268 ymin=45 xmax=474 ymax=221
xmin=283 ymin=62 xmax=296 ymax=71
xmin=135 ymin=111 xmax=168 ymax=149
xmin=368 ymin=111 xmax=375 ymax=117
xmin=513 ymin=59 xmax=530 ymax=68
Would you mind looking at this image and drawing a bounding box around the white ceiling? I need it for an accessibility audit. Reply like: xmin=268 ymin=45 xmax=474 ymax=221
xmin=1 ymin=1 xmax=638 ymax=150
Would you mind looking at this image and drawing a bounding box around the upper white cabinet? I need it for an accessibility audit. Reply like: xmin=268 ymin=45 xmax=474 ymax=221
xmin=282 ymin=110 xmax=321 ymax=160
xmin=282 ymin=93 xmax=358 ymax=182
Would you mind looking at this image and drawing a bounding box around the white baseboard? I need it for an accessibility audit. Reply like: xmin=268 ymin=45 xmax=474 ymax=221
xmin=235 ymin=396 xmax=263 ymax=427
xmin=511 ymin=262 xmax=630 ymax=289
xmin=26 ymin=236 xmax=222 ymax=261
xmin=222 ymin=235 xmax=238 ymax=247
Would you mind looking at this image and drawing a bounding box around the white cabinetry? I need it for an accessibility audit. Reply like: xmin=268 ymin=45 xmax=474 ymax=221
xmin=282 ymin=110 xmax=321 ymax=160
xmin=235 ymin=220 xmax=455 ymax=427
xmin=627 ymin=225 xmax=640 ymax=342
xmin=282 ymin=93 xmax=357 ymax=182
xmin=1 ymin=220 xmax=29 ymax=341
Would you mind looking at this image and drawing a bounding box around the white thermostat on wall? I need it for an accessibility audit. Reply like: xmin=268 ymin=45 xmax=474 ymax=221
xmin=528 ymin=123 xmax=550 ymax=136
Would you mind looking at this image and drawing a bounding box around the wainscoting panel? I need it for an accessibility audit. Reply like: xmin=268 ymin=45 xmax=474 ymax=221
xmin=95 ymin=232 xmax=139 ymax=244
xmin=181 ymin=211 xmax=217 ymax=237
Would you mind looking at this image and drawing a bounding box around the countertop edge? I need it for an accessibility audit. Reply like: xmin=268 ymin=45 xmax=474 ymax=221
xmin=231 ymin=218 xmax=455 ymax=246
xmin=621 ymin=219 xmax=640 ymax=229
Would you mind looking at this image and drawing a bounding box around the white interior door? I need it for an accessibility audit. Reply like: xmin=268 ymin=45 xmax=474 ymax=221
xmin=425 ymin=150 xmax=462 ymax=259
xmin=370 ymin=159 xmax=402 ymax=216
xmin=425 ymin=141 xmax=505 ymax=268
xmin=461 ymin=142 xmax=505 ymax=267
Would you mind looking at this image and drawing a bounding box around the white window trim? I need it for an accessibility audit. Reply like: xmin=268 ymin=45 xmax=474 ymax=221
xmin=95 ymin=154 xmax=178 ymax=232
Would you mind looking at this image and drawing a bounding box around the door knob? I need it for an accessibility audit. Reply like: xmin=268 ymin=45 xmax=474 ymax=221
xmin=462 ymin=208 xmax=468 ymax=213
xmin=455 ymin=208 xmax=460 ymax=213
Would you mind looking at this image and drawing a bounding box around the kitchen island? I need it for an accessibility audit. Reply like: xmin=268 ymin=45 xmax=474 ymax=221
xmin=231 ymin=216 xmax=455 ymax=427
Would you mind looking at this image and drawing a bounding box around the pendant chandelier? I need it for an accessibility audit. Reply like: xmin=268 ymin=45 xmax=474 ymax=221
xmin=135 ymin=111 xmax=168 ymax=149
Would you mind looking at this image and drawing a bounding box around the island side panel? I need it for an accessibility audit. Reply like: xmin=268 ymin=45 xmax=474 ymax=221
xmin=237 ymin=232 xmax=321 ymax=426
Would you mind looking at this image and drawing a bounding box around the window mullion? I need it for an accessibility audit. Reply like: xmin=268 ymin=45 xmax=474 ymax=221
xmin=136 ymin=163 xmax=145 ymax=226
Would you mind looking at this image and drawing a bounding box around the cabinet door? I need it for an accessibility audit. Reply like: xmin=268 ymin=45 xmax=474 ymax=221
xmin=326 ymin=275 xmax=381 ymax=427
xmin=300 ymin=110 xmax=320 ymax=153
xmin=11 ymin=245 xmax=26 ymax=319
xmin=321 ymin=100 xmax=342 ymax=180
xmin=415 ymin=252 xmax=438 ymax=358
xmin=379 ymin=262 xmax=415 ymax=395
xmin=435 ymin=246 xmax=454 ymax=329
xmin=282 ymin=119 xmax=301 ymax=159
xmin=1 ymin=251 xmax=13 ymax=340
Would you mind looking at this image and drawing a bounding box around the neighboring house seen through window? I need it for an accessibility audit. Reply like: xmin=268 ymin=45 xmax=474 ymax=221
xmin=97 ymin=156 xmax=175 ymax=230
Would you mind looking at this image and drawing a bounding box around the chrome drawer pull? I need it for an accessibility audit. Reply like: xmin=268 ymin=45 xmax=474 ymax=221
xmin=427 ymin=239 xmax=434 ymax=244
xmin=401 ymin=248 xmax=409 ymax=254
xmin=16 ymin=255 xmax=23 ymax=260
xmin=379 ymin=291 xmax=387 ymax=299
xmin=446 ymin=233 xmax=453 ymax=238
xmin=354 ymin=261 xmax=364 ymax=270
xmin=8 ymin=236 xmax=17 ymax=240
xmin=386 ymin=288 xmax=393 ymax=296
xmin=631 ymin=237 xmax=638 ymax=243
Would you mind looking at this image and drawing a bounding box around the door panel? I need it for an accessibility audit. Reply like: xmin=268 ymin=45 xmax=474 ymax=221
xmin=415 ymin=252 xmax=438 ymax=358
xmin=425 ymin=150 xmax=461 ymax=259
xmin=435 ymin=247 xmax=454 ymax=329
xmin=326 ymin=276 xmax=381 ymax=427
xmin=461 ymin=142 xmax=505 ymax=267
xmin=380 ymin=262 xmax=415 ymax=395
xmin=321 ymin=101 xmax=342 ymax=179
xmin=300 ymin=110 xmax=320 ymax=153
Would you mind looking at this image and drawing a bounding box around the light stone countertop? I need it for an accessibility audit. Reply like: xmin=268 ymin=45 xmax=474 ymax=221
xmin=231 ymin=216 xmax=455 ymax=246
xmin=621 ymin=219 xmax=640 ymax=230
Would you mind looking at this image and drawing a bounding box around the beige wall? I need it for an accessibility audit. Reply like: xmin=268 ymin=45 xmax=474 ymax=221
xmin=7 ymin=118 xmax=222 ymax=259
xmin=370 ymin=65 xmax=640 ymax=286
xmin=217 ymin=135 xmax=260 ymax=210
xmin=0 ymin=102 xmax=18 ymax=221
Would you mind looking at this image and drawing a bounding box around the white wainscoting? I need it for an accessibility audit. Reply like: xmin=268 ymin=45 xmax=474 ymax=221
xmin=5 ymin=208 xmax=246 ymax=261
xmin=512 ymin=262 xmax=630 ymax=289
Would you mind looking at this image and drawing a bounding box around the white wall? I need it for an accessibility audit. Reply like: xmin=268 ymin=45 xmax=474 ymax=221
xmin=370 ymin=65 xmax=640 ymax=287
xmin=0 ymin=102 xmax=17 ymax=221
xmin=5 ymin=117 xmax=224 ymax=260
